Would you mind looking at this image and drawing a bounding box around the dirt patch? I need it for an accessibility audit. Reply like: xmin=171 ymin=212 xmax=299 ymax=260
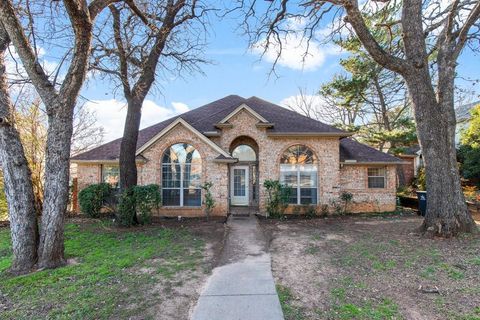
xmin=261 ymin=215 xmax=480 ymax=320
xmin=130 ymin=219 xmax=226 ymax=320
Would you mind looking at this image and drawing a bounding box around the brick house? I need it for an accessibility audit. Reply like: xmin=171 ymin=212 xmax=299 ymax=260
xmin=71 ymin=95 xmax=403 ymax=217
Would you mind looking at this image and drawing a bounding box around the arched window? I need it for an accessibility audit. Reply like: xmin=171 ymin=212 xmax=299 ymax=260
xmin=280 ymin=145 xmax=318 ymax=205
xmin=232 ymin=144 xmax=256 ymax=161
xmin=162 ymin=143 xmax=201 ymax=206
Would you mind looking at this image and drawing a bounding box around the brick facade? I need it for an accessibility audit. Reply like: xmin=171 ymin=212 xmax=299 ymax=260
xmin=339 ymin=165 xmax=397 ymax=212
xmin=396 ymin=155 xmax=416 ymax=187
xmin=75 ymin=109 xmax=397 ymax=216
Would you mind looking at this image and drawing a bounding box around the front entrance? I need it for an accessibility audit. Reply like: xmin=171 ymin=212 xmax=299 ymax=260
xmin=231 ymin=165 xmax=249 ymax=206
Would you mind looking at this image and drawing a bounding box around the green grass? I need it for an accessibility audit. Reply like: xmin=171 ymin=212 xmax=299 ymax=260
xmin=469 ymin=257 xmax=480 ymax=266
xmin=329 ymin=299 xmax=401 ymax=320
xmin=327 ymin=280 xmax=401 ymax=319
xmin=305 ymin=244 xmax=320 ymax=255
xmin=0 ymin=223 xmax=206 ymax=319
xmin=420 ymin=265 xmax=437 ymax=279
xmin=322 ymin=276 xmax=402 ymax=319
xmin=276 ymin=285 xmax=306 ymax=320
xmin=337 ymin=240 xmax=399 ymax=273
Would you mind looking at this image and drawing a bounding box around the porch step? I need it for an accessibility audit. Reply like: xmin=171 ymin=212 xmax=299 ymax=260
xmin=229 ymin=206 xmax=258 ymax=216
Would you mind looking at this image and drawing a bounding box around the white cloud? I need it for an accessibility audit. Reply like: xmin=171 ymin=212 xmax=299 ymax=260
xmin=251 ymin=17 xmax=341 ymax=71
xmin=280 ymin=94 xmax=327 ymax=112
xmin=171 ymin=101 xmax=190 ymax=113
xmin=84 ymin=99 xmax=190 ymax=142
xmin=5 ymin=45 xmax=62 ymax=96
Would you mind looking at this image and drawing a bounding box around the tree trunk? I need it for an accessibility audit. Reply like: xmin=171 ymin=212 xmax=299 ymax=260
xmin=405 ymin=72 xmax=476 ymax=236
xmin=119 ymin=97 xmax=143 ymax=191
xmin=0 ymin=30 xmax=38 ymax=274
xmin=37 ymin=105 xmax=74 ymax=269
xmin=0 ymin=124 xmax=39 ymax=273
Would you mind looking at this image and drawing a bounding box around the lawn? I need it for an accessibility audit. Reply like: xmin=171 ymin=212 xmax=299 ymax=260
xmin=0 ymin=218 xmax=224 ymax=319
xmin=261 ymin=214 xmax=480 ymax=320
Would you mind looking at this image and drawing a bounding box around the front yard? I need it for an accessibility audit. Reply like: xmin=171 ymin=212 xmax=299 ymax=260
xmin=0 ymin=218 xmax=225 ymax=319
xmin=262 ymin=214 xmax=480 ymax=320
xmin=1 ymin=213 xmax=479 ymax=320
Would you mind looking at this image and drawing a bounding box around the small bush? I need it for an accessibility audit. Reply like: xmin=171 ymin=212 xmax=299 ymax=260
xmin=463 ymin=185 xmax=478 ymax=202
xmin=415 ymin=167 xmax=426 ymax=191
xmin=201 ymin=182 xmax=215 ymax=220
xmin=117 ymin=185 xmax=161 ymax=227
xmin=320 ymin=204 xmax=329 ymax=217
xmin=117 ymin=188 xmax=136 ymax=227
xmin=305 ymin=205 xmax=317 ymax=219
xmin=133 ymin=184 xmax=161 ymax=224
xmin=340 ymin=191 xmax=353 ymax=214
xmin=78 ymin=183 xmax=112 ymax=218
xmin=330 ymin=192 xmax=354 ymax=215
xmin=264 ymin=180 xmax=290 ymax=218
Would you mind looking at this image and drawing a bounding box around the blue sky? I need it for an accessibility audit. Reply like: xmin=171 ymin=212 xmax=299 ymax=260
xmin=75 ymin=6 xmax=480 ymax=142
xmin=83 ymin=13 xmax=346 ymax=106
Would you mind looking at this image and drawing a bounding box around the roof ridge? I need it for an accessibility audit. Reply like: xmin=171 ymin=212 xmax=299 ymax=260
xmin=246 ymin=96 xmax=347 ymax=133
xmin=188 ymin=96 xmax=246 ymax=127
xmin=131 ymin=95 xmax=245 ymax=137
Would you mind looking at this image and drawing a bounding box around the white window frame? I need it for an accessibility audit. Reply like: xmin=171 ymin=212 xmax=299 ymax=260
xmin=367 ymin=167 xmax=387 ymax=189
xmin=280 ymin=164 xmax=318 ymax=205
xmin=161 ymin=145 xmax=202 ymax=207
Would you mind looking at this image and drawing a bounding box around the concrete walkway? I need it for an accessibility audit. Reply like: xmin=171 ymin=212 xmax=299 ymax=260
xmin=190 ymin=215 xmax=284 ymax=320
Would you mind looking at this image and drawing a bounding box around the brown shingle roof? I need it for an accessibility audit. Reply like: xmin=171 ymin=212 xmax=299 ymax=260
xmin=72 ymin=95 xmax=400 ymax=163
xmin=339 ymin=138 xmax=402 ymax=163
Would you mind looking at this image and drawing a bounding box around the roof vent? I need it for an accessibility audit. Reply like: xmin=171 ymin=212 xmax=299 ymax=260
xmin=344 ymin=159 xmax=357 ymax=163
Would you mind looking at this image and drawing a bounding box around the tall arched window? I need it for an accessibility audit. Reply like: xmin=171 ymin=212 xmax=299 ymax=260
xmin=162 ymin=143 xmax=201 ymax=206
xmin=280 ymin=145 xmax=318 ymax=205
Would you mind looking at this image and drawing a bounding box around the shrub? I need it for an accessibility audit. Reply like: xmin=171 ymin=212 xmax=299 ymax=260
xmin=415 ymin=167 xmax=426 ymax=191
xmin=330 ymin=192 xmax=354 ymax=215
xmin=305 ymin=205 xmax=317 ymax=219
xmin=340 ymin=191 xmax=353 ymax=214
xmin=463 ymin=185 xmax=478 ymax=202
xmin=78 ymin=183 xmax=112 ymax=218
xmin=117 ymin=185 xmax=161 ymax=227
xmin=319 ymin=204 xmax=329 ymax=217
xmin=264 ymin=179 xmax=290 ymax=218
xmin=133 ymin=184 xmax=161 ymax=224
xmin=201 ymin=182 xmax=215 ymax=220
xmin=117 ymin=188 xmax=136 ymax=227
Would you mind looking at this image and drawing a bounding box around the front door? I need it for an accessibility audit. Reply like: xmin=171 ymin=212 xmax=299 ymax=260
xmin=231 ymin=166 xmax=249 ymax=206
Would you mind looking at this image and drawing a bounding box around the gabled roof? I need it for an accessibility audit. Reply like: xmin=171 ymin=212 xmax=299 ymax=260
xmin=218 ymin=103 xmax=269 ymax=124
xmin=135 ymin=117 xmax=231 ymax=158
xmin=71 ymin=95 xmax=399 ymax=164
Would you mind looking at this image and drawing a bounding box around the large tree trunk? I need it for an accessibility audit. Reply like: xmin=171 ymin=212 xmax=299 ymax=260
xmin=0 ymin=124 xmax=39 ymax=273
xmin=119 ymin=97 xmax=143 ymax=191
xmin=405 ymin=71 xmax=476 ymax=236
xmin=37 ymin=105 xmax=74 ymax=269
xmin=0 ymin=27 xmax=38 ymax=274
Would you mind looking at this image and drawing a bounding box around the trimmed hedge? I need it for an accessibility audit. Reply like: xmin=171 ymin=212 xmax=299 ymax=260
xmin=78 ymin=183 xmax=112 ymax=218
xmin=117 ymin=184 xmax=161 ymax=226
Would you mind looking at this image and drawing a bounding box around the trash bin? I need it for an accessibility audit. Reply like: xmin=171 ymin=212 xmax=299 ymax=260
xmin=417 ymin=191 xmax=427 ymax=216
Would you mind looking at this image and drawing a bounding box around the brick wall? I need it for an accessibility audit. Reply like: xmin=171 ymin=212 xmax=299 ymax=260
xmin=139 ymin=123 xmax=228 ymax=217
xmin=77 ymin=164 xmax=101 ymax=191
xmin=216 ymin=109 xmax=341 ymax=212
xmin=339 ymin=165 xmax=397 ymax=212
xmin=75 ymin=108 xmax=398 ymax=216
xmin=396 ymin=155 xmax=415 ymax=187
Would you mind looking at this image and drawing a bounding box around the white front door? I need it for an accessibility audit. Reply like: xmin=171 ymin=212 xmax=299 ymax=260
xmin=231 ymin=166 xmax=249 ymax=206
